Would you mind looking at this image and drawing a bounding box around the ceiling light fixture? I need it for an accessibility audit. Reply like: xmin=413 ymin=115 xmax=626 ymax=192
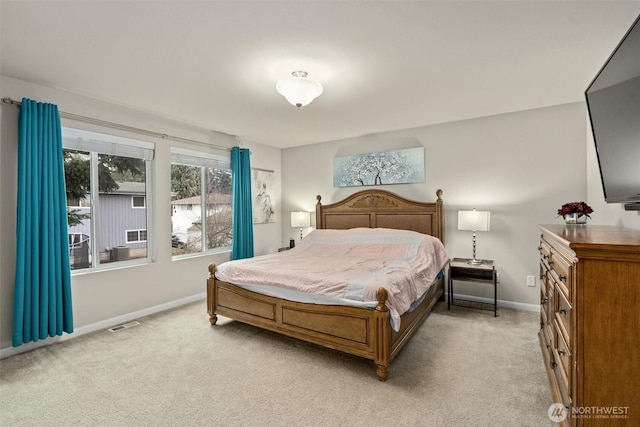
xmin=276 ymin=71 xmax=323 ymax=108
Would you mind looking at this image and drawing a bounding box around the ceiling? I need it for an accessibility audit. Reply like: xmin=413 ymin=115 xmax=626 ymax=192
xmin=2 ymin=1 xmax=640 ymax=149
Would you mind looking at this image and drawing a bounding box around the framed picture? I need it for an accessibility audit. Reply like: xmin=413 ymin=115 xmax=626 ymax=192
xmin=252 ymin=168 xmax=276 ymax=224
xmin=333 ymin=147 xmax=425 ymax=187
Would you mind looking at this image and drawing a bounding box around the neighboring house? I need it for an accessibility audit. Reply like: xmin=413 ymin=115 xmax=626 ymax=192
xmin=171 ymin=192 xmax=231 ymax=233
xmin=68 ymin=181 xmax=147 ymax=266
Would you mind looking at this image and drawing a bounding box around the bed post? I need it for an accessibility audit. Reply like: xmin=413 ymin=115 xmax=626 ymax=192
xmin=374 ymin=287 xmax=391 ymax=381
xmin=207 ymin=263 xmax=218 ymax=325
xmin=436 ymin=189 xmax=444 ymax=244
xmin=316 ymin=195 xmax=323 ymax=229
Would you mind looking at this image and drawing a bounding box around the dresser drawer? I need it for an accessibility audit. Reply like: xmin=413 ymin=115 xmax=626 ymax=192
xmin=543 ymin=324 xmax=553 ymax=353
xmin=539 ymin=239 xmax=551 ymax=260
xmin=552 ymin=346 xmax=572 ymax=408
xmin=539 ymin=263 xmax=548 ymax=295
xmin=554 ymin=319 xmax=572 ymax=391
xmin=555 ymin=284 xmax=572 ymax=345
xmin=539 ymin=328 xmax=553 ymax=370
xmin=538 ymin=330 xmax=552 ymax=377
xmin=546 ymin=285 xmax=555 ymax=331
xmin=540 ymin=251 xmax=552 ymax=274
xmin=548 ymin=250 xmax=572 ymax=299
xmin=540 ymin=285 xmax=549 ymax=320
xmin=540 ymin=299 xmax=548 ymax=327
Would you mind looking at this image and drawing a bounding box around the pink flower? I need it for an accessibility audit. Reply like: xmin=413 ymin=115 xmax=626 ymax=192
xmin=557 ymin=201 xmax=593 ymax=218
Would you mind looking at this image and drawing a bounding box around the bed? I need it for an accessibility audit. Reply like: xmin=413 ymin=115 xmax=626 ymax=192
xmin=207 ymin=189 xmax=447 ymax=381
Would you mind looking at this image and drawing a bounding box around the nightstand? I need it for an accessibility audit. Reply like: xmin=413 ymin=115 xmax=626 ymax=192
xmin=448 ymin=257 xmax=497 ymax=316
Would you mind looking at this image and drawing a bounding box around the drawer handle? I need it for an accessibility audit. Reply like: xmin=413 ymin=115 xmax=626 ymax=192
xmin=551 ymin=360 xmax=557 ymax=369
xmin=548 ymin=261 xmax=554 ymax=268
xmin=558 ymin=348 xmax=566 ymax=356
xmin=559 ymin=307 xmax=567 ymax=315
xmin=559 ymin=275 xmax=566 ymax=282
xmin=541 ymin=298 xmax=548 ymax=306
xmin=538 ymin=246 xmax=542 ymax=252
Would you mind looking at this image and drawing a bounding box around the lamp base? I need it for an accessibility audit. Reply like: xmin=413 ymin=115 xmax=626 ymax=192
xmin=467 ymin=232 xmax=483 ymax=265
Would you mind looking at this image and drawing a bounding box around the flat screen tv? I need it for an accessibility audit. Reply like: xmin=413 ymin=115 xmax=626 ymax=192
xmin=585 ymin=13 xmax=640 ymax=210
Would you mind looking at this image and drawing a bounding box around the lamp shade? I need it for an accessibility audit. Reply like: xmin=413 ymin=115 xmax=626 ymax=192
xmin=458 ymin=210 xmax=491 ymax=232
xmin=276 ymin=71 xmax=323 ymax=108
xmin=291 ymin=211 xmax=311 ymax=228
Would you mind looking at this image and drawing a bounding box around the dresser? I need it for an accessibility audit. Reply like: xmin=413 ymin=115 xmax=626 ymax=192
xmin=538 ymin=225 xmax=640 ymax=426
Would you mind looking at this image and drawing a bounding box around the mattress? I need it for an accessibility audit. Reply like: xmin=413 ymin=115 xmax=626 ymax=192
xmin=216 ymin=227 xmax=450 ymax=330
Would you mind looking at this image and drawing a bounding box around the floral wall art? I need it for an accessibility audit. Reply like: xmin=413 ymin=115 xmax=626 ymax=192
xmin=333 ymin=147 xmax=425 ymax=187
xmin=252 ymin=168 xmax=276 ymax=224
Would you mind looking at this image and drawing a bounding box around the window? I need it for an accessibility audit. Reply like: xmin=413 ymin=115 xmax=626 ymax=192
xmin=126 ymin=229 xmax=147 ymax=243
xmin=170 ymin=147 xmax=232 ymax=256
xmin=132 ymin=196 xmax=146 ymax=208
xmin=63 ymin=128 xmax=154 ymax=270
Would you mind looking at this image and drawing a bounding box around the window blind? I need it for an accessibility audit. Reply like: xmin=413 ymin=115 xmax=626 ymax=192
xmin=62 ymin=127 xmax=155 ymax=160
xmin=170 ymin=147 xmax=231 ymax=169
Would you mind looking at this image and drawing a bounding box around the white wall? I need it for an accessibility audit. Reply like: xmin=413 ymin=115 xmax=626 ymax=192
xmin=0 ymin=76 xmax=281 ymax=352
xmin=282 ymin=102 xmax=590 ymax=307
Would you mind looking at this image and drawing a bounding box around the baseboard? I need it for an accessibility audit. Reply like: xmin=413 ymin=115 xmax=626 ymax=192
xmin=444 ymin=292 xmax=539 ymax=312
xmin=0 ymin=293 xmax=206 ymax=360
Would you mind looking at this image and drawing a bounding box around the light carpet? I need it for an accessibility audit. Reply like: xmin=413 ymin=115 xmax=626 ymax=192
xmin=0 ymin=300 xmax=554 ymax=426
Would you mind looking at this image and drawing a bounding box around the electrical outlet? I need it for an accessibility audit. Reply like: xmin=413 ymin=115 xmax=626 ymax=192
xmin=527 ymin=275 xmax=536 ymax=287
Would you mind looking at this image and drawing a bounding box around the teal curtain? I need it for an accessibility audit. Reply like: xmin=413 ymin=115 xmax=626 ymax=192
xmin=13 ymin=98 xmax=73 ymax=347
xmin=230 ymin=146 xmax=254 ymax=260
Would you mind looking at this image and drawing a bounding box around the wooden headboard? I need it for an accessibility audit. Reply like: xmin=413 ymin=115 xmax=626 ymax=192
xmin=315 ymin=189 xmax=444 ymax=243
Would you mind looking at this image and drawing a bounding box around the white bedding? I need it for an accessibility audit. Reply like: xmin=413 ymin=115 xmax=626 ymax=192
xmin=216 ymin=228 xmax=450 ymax=330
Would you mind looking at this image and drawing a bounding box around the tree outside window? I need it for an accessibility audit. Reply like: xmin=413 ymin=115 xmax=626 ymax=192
xmin=171 ymin=157 xmax=232 ymax=256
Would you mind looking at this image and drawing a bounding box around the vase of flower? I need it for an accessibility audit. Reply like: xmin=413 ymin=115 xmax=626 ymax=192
xmin=557 ymin=201 xmax=593 ymax=225
xmin=563 ymin=213 xmax=588 ymax=224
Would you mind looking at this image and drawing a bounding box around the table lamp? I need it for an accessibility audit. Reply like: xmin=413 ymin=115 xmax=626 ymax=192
xmin=458 ymin=209 xmax=491 ymax=265
xmin=291 ymin=211 xmax=310 ymax=240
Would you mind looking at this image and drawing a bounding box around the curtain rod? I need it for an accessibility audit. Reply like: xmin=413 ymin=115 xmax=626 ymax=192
xmin=1 ymin=97 xmax=234 ymax=152
xmin=252 ymin=167 xmax=274 ymax=173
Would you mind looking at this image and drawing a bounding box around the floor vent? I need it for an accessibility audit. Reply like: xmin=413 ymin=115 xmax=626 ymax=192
xmin=108 ymin=321 xmax=141 ymax=332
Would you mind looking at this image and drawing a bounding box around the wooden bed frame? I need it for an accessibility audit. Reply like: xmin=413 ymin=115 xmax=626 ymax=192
xmin=207 ymin=189 xmax=445 ymax=381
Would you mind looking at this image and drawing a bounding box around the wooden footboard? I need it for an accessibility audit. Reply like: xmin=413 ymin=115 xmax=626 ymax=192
xmin=207 ymin=263 xmax=444 ymax=381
